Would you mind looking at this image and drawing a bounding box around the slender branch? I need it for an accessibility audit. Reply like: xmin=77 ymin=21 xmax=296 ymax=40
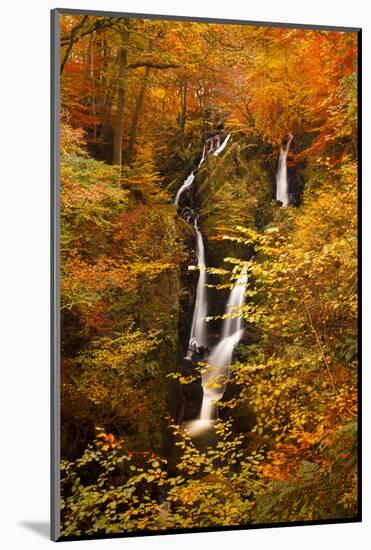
xmin=127 ymin=61 xmax=180 ymax=70
xmin=60 ymin=15 xmax=88 ymax=74
xmin=60 ymin=17 xmax=118 ymax=47
xmin=303 ymin=300 xmax=336 ymax=392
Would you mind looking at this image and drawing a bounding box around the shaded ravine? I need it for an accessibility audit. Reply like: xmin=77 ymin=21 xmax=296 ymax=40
xmin=175 ymin=131 xmax=296 ymax=438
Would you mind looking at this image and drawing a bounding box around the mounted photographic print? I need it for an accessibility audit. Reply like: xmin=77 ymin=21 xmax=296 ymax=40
xmin=51 ymin=8 xmax=361 ymax=541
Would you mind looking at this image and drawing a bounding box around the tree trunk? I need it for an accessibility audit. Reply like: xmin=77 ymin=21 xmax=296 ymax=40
xmin=88 ymin=35 xmax=97 ymax=139
xmin=112 ymin=24 xmax=130 ymax=166
xmin=197 ymin=81 xmax=206 ymax=142
xmin=99 ymin=87 xmax=114 ymax=143
xmin=125 ymin=40 xmax=153 ymax=165
xmin=179 ymin=78 xmax=188 ymax=147
xmin=97 ymin=34 xmax=108 ymax=116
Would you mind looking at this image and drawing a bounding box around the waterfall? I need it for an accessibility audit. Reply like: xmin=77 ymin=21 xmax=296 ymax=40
xmin=174 ymin=133 xmax=231 ymax=205
xmin=213 ymin=134 xmax=231 ymax=156
xmin=187 ymin=216 xmax=208 ymax=357
xmin=276 ymin=134 xmax=293 ymax=206
xmin=173 ymin=133 xmax=236 ymax=436
xmin=186 ymin=265 xmax=248 ymax=435
xmin=201 ymin=265 xmax=248 ymax=420
xmin=197 ymin=145 xmax=207 ymax=168
xmin=174 ymin=171 xmax=195 ymax=205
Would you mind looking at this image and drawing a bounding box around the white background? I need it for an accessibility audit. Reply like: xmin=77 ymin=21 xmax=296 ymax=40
xmin=0 ymin=0 xmax=368 ymax=548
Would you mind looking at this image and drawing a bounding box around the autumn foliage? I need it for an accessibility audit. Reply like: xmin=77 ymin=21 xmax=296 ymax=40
xmin=58 ymin=13 xmax=359 ymax=537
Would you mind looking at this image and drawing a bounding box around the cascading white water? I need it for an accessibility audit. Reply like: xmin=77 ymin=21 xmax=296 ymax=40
xmin=174 ymin=171 xmax=195 ymax=205
xmin=197 ymin=145 xmax=207 ymax=168
xmin=187 ymin=216 xmax=208 ymax=357
xmin=173 ymin=133 xmax=235 ymax=435
xmin=174 ymin=134 xmax=230 ymax=205
xmin=213 ymin=134 xmax=231 ymax=156
xmin=276 ymin=134 xmax=293 ymax=206
xmin=186 ymin=265 xmax=248 ymax=435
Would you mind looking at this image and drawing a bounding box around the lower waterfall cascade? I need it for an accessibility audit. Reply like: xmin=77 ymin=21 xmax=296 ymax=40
xmin=186 ymin=265 xmax=248 ymax=436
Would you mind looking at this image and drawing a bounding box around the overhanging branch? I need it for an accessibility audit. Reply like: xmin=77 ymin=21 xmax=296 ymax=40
xmin=127 ymin=61 xmax=180 ymax=70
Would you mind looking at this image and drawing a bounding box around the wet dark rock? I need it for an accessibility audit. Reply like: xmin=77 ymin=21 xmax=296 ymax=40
xmin=179 ymin=357 xmax=203 ymax=422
